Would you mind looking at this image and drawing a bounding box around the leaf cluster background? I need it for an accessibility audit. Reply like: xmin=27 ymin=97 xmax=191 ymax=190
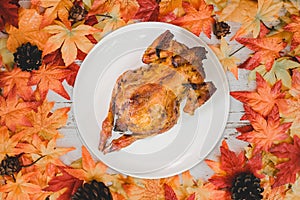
xmin=1 ymin=0 xmax=300 ymax=199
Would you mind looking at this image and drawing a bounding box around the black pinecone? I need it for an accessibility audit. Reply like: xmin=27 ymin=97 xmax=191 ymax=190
xmin=231 ymin=172 xmax=264 ymax=200
xmin=213 ymin=21 xmax=231 ymax=39
xmin=69 ymin=4 xmax=87 ymax=23
xmin=0 ymin=154 xmax=23 ymax=177
xmin=13 ymin=42 xmax=42 ymax=71
xmin=71 ymin=180 xmax=113 ymax=200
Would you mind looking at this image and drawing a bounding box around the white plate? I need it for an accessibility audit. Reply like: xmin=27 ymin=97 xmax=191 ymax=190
xmin=73 ymin=22 xmax=229 ymax=178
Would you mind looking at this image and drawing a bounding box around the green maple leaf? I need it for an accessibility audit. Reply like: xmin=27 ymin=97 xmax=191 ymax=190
xmin=249 ymin=57 xmax=300 ymax=89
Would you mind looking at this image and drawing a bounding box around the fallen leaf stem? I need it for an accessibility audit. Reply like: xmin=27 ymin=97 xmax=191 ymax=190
xmin=22 ymin=155 xmax=46 ymax=168
xmin=96 ymin=14 xmax=113 ymax=19
xmin=229 ymin=45 xmax=245 ymax=57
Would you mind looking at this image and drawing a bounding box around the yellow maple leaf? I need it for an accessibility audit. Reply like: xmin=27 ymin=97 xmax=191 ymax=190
xmin=0 ymin=38 xmax=14 ymax=69
xmin=233 ymin=0 xmax=283 ymax=38
xmin=210 ymin=37 xmax=240 ymax=79
xmin=93 ymin=6 xmax=126 ymax=41
xmin=33 ymin=0 xmax=73 ymax=28
xmin=30 ymin=134 xmax=75 ymax=169
xmin=6 ymin=8 xmax=50 ymax=52
xmin=43 ymin=21 xmax=100 ymax=66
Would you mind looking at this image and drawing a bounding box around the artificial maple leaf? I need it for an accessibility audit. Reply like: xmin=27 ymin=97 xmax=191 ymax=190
xmin=64 ymin=146 xmax=111 ymax=183
xmin=0 ymin=0 xmax=19 ymax=30
xmin=261 ymin=177 xmax=288 ymax=200
xmin=205 ymin=140 xmax=262 ymax=190
xmin=210 ymin=37 xmax=240 ymax=79
xmin=19 ymin=101 xmax=70 ymax=140
xmin=0 ymin=92 xmax=38 ymax=131
xmin=164 ymin=183 xmax=195 ymax=200
xmin=248 ymin=57 xmax=300 ymax=89
xmin=0 ymin=67 xmax=33 ymax=100
xmin=30 ymin=134 xmax=75 ymax=170
xmin=277 ymin=96 xmax=300 ymax=137
xmin=0 ymin=38 xmax=14 ymax=69
xmin=88 ymin=0 xmax=139 ymax=22
xmin=43 ymin=21 xmax=100 ymax=66
xmin=124 ymin=179 xmax=165 ymax=199
xmin=237 ymin=105 xmax=291 ymax=154
xmin=186 ymin=179 xmax=229 ymax=200
xmin=285 ymin=15 xmax=300 ymax=54
xmin=270 ymin=135 xmax=300 ymax=187
xmin=6 ymin=8 xmax=50 ymax=52
xmin=0 ymin=171 xmax=42 ymax=200
xmin=159 ymin=0 xmax=182 ymax=16
xmin=133 ymin=0 xmax=159 ymax=21
xmin=232 ymin=0 xmax=283 ymax=39
xmin=93 ymin=6 xmax=126 ymax=41
xmin=28 ymin=64 xmax=71 ymax=100
xmin=171 ymin=1 xmax=214 ymax=38
xmin=230 ymin=73 xmax=285 ymax=117
xmin=284 ymin=0 xmax=300 ymax=16
xmin=218 ymin=0 xmax=257 ymax=22
xmin=34 ymin=0 xmax=73 ymax=28
xmin=44 ymin=166 xmax=83 ymax=200
xmin=65 ymin=63 xmax=80 ymax=87
xmin=236 ymin=35 xmax=287 ymax=71
xmin=0 ymin=126 xmax=25 ymax=161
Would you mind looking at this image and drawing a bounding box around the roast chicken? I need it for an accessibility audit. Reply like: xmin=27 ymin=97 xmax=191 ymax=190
xmin=99 ymin=30 xmax=216 ymax=154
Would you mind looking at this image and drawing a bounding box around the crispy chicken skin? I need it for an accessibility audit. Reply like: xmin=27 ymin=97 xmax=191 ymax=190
xmin=99 ymin=30 xmax=216 ymax=153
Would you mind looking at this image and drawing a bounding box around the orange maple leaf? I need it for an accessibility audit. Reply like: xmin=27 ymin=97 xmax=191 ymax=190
xmin=237 ymin=105 xmax=291 ymax=155
xmin=159 ymin=0 xmax=182 ymax=16
xmin=230 ymin=73 xmax=285 ymax=117
xmin=6 ymin=8 xmax=50 ymax=52
xmin=285 ymin=15 xmax=300 ymax=56
xmin=0 ymin=67 xmax=33 ymax=100
xmin=236 ymin=35 xmax=287 ymax=71
xmin=30 ymin=134 xmax=75 ymax=170
xmin=33 ymin=0 xmax=73 ymax=28
xmin=64 ymin=146 xmax=109 ymax=183
xmin=19 ymin=101 xmax=70 ymax=141
xmin=28 ymin=64 xmax=72 ymax=100
xmin=0 ymin=126 xmax=26 ymax=161
xmin=0 ymin=93 xmax=38 ymax=131
xmin=171 ymin=1 xmax=214 ymax=38
xmin=43 ymin=21 xmax=100 ymax=66
xmin=0 ymin=171 xmax=42 ymax=200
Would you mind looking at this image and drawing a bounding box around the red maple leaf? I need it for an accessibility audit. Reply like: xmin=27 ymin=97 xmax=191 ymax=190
xmin=230 ymin=73 xmax=285 ymax=117
xmin=28 ymin=64 xmax=72 ymax=100
xmin=0 ymin=0 xmax=19 ymax=30
xmin=171 ymin=1 xmax=214 ymax=38
xmin=205 ymin=140 xmax=263 ymax=190
xmin=133 ymin=0 xmax=159 ymax=21
xmin=65 ymin=63 xmax=80 ymax=87
xmin=270 ymin=135 xmax=300 ymax=187
xmin=44 ymin=166 xmax=83 ymax=200
xmin=0 ymin=67 xmax=33 ymax=100
xmin=237 ymin=105 xmax=291 ymax=154
xmin=236 ymin=35 xmax=287 ymax=71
